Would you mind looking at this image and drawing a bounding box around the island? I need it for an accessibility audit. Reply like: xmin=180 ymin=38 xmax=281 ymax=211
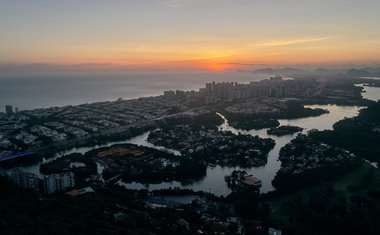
xmin=272 ymin=134 xmax=361 ymax=191
xmin=225 ymin=170 xmax=261 ymax=192
xmin=148 ymin=126 xmax=275 ymax=167
xmin=267 ymin=125 xmax=303 ymax=136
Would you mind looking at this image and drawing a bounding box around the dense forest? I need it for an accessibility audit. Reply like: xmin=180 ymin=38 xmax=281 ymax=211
xmin=310 ymin=101 xmax=380 ymax=164
xmin=222 ymin=102 xmax=328 ymax=130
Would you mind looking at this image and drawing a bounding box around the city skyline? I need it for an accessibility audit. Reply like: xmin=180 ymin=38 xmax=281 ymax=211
xmin=1 ymin=0 xmax=380 ymax=73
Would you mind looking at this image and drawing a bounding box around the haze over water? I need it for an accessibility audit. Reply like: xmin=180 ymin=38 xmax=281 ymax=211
xmin=0 ymin=72 xmax=260 ymax=112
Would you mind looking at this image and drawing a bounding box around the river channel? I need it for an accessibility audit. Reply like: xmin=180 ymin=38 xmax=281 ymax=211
xmin=12 ymin=84 xmax=380 ymax=196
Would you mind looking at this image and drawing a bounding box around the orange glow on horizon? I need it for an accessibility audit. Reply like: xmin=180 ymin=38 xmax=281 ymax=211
xmin=6 ymin=41 xmax=380 ymax=72
xmin=202 ymin=62 xmax=231 ymax=71
xmin=3 ymin=32 xmax=380 ymax=72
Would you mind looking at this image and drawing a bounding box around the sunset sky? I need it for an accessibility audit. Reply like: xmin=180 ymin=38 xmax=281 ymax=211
xmin=1 ymin=0 xmax=380 ymax=72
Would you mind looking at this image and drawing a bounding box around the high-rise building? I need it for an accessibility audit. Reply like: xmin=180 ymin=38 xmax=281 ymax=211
xmin=202 ymin=77 xmax=317 ymax=103
xmin=42 ymin=172 xmax=75 ymax=195
xmin=11 ymin=168 xmax=75 ymax=195
xmin=5 ymin=105 xmax=13 ymax=115
xmin=11 ymin=168 xmax=41 ymax=194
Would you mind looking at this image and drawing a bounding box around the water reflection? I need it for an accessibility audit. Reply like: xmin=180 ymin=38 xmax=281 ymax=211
xmin=120 ymin=105 xmax=362 ymax=195
xmin=18 ymin=138 xmax=140 ymax=177
xmin=14 ymin=131 xmax=180 ymax=178
xmin=126 ymin=131 xmax=181 ymax=156
xmin=281 ymin=105 xmax=364 ymax=131
xmin=356 ymin=83 xmax=380 ymax=102
xmin=11 ymin=85 xmax=380 ymax=196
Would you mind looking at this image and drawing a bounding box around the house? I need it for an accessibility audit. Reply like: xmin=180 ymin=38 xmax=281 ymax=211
xmin=243 ymin=175 xmax=262 ymax=187
xmin=65 ymin=186 xmax=95 ymax=196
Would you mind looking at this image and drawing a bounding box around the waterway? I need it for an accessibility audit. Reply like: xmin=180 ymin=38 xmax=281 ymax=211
xmin=356 ymin=83 xmax=380 ymax=102
xmin=11 ymin=83 xmax=380 ymax=196
xmin=16 ymin=131 xmax=180 ymax=178
xmin=118 ymin=105 xmax=363 ymax=195
xmin=117 ymin=83 xmax=380 ymax=195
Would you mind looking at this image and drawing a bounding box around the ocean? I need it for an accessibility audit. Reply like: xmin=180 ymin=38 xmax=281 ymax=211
xmin=0 ymin=71 xmax=262 ymax=112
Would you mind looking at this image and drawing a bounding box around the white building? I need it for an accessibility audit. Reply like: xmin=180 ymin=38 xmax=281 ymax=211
xmin=43 ymin=172 xmax=75 ymax=195
xmin=11 ymin=168 xmax=41 ymax=194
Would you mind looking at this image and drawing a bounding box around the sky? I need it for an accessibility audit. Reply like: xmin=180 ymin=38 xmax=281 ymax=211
xmin=1 ymin=0 xmax=380 ymax=72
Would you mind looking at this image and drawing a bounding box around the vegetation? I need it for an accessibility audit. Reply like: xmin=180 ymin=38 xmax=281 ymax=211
xmin=40 ymin=153 xmax=97 ymax=187
xmin=222 ymin=102 xmax=328 ymax=130
xmin=4 ymin=92 xmax=380 ymax=234
xmin=224 ymin=170 xmax=261 ymax=193
xmin=272 ymin=160 xmax=362 ymax=193
xmin=40 ymin=153 xmax=96 ymax=175
xmin=0 ymin=153 xmax=43 ymax=169
xmin=273 ymin=134 xmax=362 ymax=192
xmin=299 ymin=81 xmax=373 ymax=106
xmin=158 ymin=112 xmax=224 ymax=130
xmin=82 ymin=143 xmax=207 ymax=184
xmin=149 ymin=127 xmax=275 ymax=167
xmin=282 ymin=102 xmax=329 ymax=119
xmin=267 ymin=125 xmax=303 ymax=136
xmin=0 ymin=124 xmax=156 ymax=169
xmin=266 ymin=162 xmax=380 ymax=234
xmin=229 ymin=117 xmax=280 ymax=130
xmin=0 ymin=177 xmax=152 ymax=234
xmin=310 ymin=101 xmax=380 ymax=165
xmin=121 ymin=156 xmax=207 ymax=184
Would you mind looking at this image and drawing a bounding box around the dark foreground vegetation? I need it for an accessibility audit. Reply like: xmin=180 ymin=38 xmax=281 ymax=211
xmin=0 ymin=177 xmax=152 ymax=234
xmin=266 ymin=161 xmax=380 ymax=234
xmin=3 ymin=159 xmax=380 ymax=235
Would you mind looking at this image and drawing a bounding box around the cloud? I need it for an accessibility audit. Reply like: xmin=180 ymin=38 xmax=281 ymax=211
xmin=255 ymin=36 xmax=336 ymax=47
xmin=164 ymin=0 xmax=198 ymax=7
xmin=219 ymin=63 xmax=269 ymax=66
xmin=60 ymin=63 xmax=112 ymax=68
xmin=0 ymin=63 xmax=114 ymax=74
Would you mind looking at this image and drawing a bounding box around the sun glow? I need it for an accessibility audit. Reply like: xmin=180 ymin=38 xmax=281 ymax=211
xmin=204 ymin=61 xmax=232 ymax=71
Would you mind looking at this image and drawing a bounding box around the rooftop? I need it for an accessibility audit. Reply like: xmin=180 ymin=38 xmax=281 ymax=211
xmin=243 ymin=176 xmax=262 ymax=186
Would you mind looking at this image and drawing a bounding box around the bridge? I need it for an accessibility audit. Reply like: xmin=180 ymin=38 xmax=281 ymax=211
xmin=0 ymin=151 xmax=33 ymax=162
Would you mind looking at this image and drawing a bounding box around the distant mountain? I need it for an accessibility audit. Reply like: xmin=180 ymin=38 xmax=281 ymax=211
xmin=251 ymin=67 xmax=309 ymax=77
xmin=313 ymin=68 xmax=334 ymax=76
xmin=360 ymin=67 xmax=380 ymax=75
xmin=247 ymin=66 xmax=380 ymax=79
xmin=313 ymin=68 xmax=330 ymax=73
xmin=346 ymin=69 xmax=373 ymax=77
xmin=252 ymin=68 xmax=275 ymax=74
xmin=312 ymin=68 xmax=347 ymax=77
xmin=278 ymin=67 xmax=308 ymax=74
xmin=235 ymin=69 xmax=249 ymax=73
